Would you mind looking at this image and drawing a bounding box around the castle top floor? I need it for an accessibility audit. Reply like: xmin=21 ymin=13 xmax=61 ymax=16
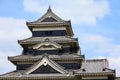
xmin=26 ymin=6 xmax=74 ymax=37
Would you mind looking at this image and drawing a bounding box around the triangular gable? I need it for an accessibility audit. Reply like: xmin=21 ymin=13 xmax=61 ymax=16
xmin=31 ymin=64 xmax=60 ymax=74
xmin=42 ymin=17 xmax=57 ymax=22
xmin=33 ymin=41 xmax=62 ymax=50
xmin=36 ymin=6 xmax=64 ymax=22
xmin=24 ymin=55 xmax=67 ymax=74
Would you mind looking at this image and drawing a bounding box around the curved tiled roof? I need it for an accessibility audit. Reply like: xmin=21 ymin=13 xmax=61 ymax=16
xmin=75 ymin=59 xmax=115 ymax=73
xmin=27 ymin=6 xmax=64 ymax=24
xmin=18 ymin=36 xmax=78 ymax=44
xmin=0 ymin=71 xmax=74 ymax=79
xmin=26 ymin=6 xmax=74 ymax=37
xmin=8 ymin=54 xmax=84 ymax=62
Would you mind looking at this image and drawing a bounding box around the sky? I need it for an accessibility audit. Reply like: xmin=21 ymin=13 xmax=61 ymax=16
xmin=0 ymin=0 xmax=120 ymax=76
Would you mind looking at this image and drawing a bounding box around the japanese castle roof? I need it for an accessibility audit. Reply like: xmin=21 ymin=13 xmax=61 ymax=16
xmin=27 ymin=6 xmax=65 ymax=24
xmin=0 ymin=71 xmax=74 ymax=79
xmin=18 ymin=36 xmax=78 ymax=44
xmin=0 ymin=58 xmax=115 ymax=79
xmin=26 ymin=6 xmax=71 ymax=27
xmin=26 ymin=6 xmax=74 ymax=36
xmin=9 ymin=54 xmax=84 ymax=62
xmin=76 ymin=59 xmax=115 ymax=73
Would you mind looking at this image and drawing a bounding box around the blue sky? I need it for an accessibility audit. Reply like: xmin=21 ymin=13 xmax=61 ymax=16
xmin=0 ymin=0 xmax=120 ymax=76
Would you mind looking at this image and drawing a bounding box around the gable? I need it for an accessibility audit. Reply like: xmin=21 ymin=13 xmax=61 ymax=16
xmin=24 ymin=56 xmax=67 ymax=74
xmin=35 ymin=6 xmax=64 ymax=22
xmin=41 ymin=17 xmax=57 ymax=22
xmin=31 ymin=65 xmax=60 ymax=74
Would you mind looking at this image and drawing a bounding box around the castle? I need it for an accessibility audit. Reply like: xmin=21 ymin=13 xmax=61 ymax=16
xmin=0 ymin=6 xmax=118 ymax=80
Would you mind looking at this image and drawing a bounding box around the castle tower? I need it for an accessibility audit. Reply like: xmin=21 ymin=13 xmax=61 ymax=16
xmin=0 ymin=7 xmax=116 ymax=80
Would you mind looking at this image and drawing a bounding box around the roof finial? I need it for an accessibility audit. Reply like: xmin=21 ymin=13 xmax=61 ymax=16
xmin=47 ymin=5 xmax=52 ymax=12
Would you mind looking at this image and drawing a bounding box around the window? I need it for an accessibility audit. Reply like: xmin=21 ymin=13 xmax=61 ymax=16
xmin=45 ymin=31 xmax=53 ymax=36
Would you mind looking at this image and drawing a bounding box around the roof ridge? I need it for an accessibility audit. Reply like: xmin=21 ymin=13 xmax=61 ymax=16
xmin=83 ymin=59 xmax=107 ymax=62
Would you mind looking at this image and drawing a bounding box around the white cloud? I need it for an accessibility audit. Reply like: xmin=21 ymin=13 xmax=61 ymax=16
xmin=0 ymin=17 xmax=31 ymax=43
xmin=23 ymin=0 xmax=110 ymax=26
xmin=0 ymin=51 xmax=16 ymax=74
xmin=0 ymin=17 xmax=31 ymax=74
xmin=23 ymin=0 xmax=46 ymax=14
xmin=81 ymin=34 xmax=120 ymax=56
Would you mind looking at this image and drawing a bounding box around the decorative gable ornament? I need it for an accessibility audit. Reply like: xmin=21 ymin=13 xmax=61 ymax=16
xmin=33 ymin=41 xmax=62 ymax=50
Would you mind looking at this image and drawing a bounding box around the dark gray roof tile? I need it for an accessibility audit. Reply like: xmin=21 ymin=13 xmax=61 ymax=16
xmin=18 ymin=36 xmax=77 ymax=44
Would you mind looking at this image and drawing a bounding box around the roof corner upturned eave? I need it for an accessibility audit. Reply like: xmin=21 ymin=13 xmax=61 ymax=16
xmin=66 ymin=20 xmax=74 ymax=37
